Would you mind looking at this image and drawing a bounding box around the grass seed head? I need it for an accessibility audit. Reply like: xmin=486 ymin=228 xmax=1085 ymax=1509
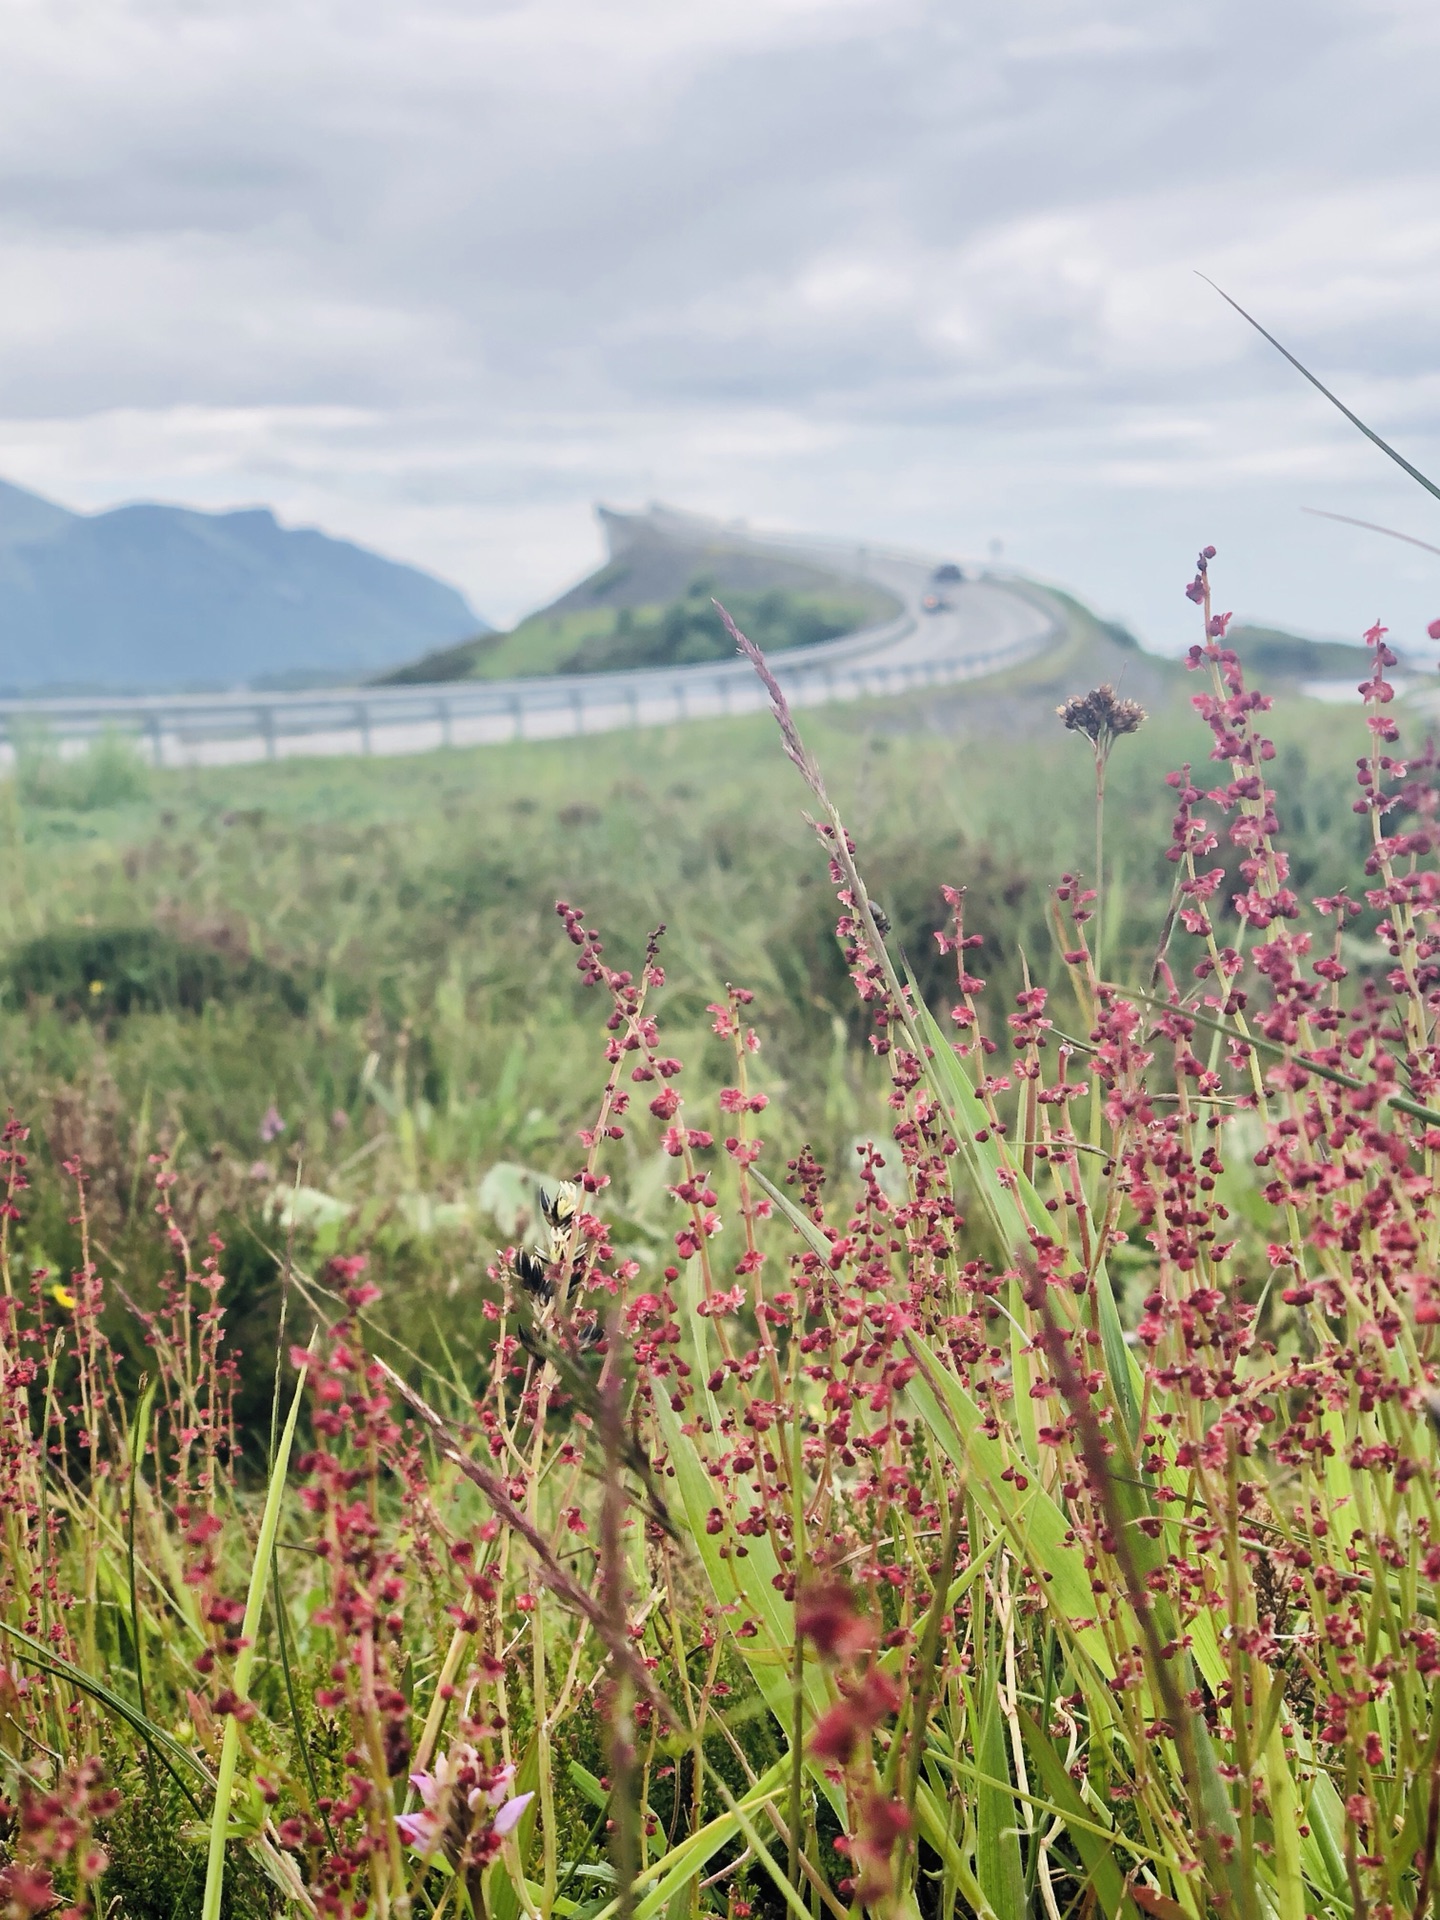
xmin=1056 ymin=682 xmax=1147 ymax=759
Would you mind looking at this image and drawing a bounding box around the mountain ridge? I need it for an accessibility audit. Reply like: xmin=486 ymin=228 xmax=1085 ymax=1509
xmin=0 ymin=477 xmax=487 ymax=692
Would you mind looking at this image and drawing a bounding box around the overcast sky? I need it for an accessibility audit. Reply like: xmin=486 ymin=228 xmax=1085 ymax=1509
xmin=3 ymin=0 xmax=1440 ymax=649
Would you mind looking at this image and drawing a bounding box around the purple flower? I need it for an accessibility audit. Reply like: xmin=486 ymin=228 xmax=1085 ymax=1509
xmin=492 ymin=1792 xmax=534 ymax=1836
xmin=395 ymin=1752 xmax=533 ymax=1861
xmin=259 ymin=1105 xmax=286 ymax=1144
xmin=395 ymin=1810 xmax=438 ymax=1850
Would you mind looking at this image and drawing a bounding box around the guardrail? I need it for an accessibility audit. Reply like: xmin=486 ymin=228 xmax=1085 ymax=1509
xmin=0 ymin=579 xmax=1063 ymax=771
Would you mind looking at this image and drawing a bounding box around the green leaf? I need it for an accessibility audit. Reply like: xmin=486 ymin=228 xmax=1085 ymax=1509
xmin=1260 ymin=1724 xmax=1306 ymax=1920
xmin=658 ymin=1260 xmax=846 ymax=1821
xmin=912 ymin=1778 xmax=1002 ymax=1920
xmin=653 ymin=1390 xmax=834 ymax=1736
xmin=973 ymin=1686 xmax=1024 ymax=1916
xmin=568 ymin=1760 xmax=610 ymax=1813
xmin=751 ymin=1168 xmax=833 ymax=1261
xmin=908 ymin=992 xmax=1149 ymax=1453
xmin=900 ymin=1333 xmax=1113 ymax=1677
xmin=911 ymin=993 xmax=1142 ymax=1379
xmin=586 ymin=1760 xmax=790 ymax=1920
xmin=1301 ymin=1766 xmax=1350 ymax=1907
xmin=490 ymin=1735 xmax=542 ymax=1920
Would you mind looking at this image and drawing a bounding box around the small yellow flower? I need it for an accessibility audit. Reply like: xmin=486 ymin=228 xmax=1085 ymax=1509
xmin=88 ymin=979 xmax=105 ymax=996
xmin=49 ymin=1284 xmax=76 ymax=1311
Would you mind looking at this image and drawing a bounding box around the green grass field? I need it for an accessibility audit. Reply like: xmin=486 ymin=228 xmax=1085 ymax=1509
xmin=0 ymin=637 xmax=1373 ymax=1323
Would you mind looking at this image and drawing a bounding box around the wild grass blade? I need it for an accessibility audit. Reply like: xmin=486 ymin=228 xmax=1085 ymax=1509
xmin=0 ymin=1618 xmax=209 ymax=1811
xmin=1302 ymin=505 xmax=1440 ymax=557
xmin=652 ymin=1390 xmax=833 ymax=1729
xmin=270 ymin=1542 xmax=337 ymax=1850
xmin=586 ymin=1761 xmax=789 ymax=1920
xmin=972 ymin=1670 xmax=1024 ymax=1915
xmin=201 ymin=1338 xmax=314 ymax=1920
xmin=1202 ymin=275 xmax=1440 ymax=505
xmin=126 ymin=1371 xmax=159 ymax=1794
xmin=900 ymin=1333 xmax=1112 ymax=1670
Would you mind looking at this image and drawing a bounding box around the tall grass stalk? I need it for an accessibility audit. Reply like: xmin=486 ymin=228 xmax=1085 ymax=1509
xmin=200 ymin=1339 xmax=313 ymax=1920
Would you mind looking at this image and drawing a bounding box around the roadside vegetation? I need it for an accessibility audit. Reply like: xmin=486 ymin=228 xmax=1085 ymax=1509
xmin=3 ymin=535 xmax=1440 ymax=1920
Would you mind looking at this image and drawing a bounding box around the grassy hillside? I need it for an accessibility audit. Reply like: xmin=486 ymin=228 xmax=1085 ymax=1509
xmin=1227 ymin=620 xmax=1372 ymax=678
xmin=383 ymin=549 xmax=900 ymax=683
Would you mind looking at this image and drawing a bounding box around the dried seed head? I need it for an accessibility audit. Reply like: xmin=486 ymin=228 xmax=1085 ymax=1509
xmin=717 ymin=597 xmax=828 ymax=799
xmin=1057 ymin=684 xmax=1147 ymax=758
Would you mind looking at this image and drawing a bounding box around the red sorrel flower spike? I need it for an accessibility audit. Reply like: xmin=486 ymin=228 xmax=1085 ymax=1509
xmin=795 ymin=1576 xmax=877 ymax=1662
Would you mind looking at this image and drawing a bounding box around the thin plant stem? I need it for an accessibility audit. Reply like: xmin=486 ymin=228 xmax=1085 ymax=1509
xmin=1093 ymin=752 xmax=1106 ymax=976
xmin=271 ymin=1543 xmax=337 ymax=1851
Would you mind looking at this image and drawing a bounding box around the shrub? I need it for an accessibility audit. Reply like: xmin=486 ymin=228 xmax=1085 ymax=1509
xmin=13 ymin=724 xmax=151 ymax=811
xmin=1 ymin=924 xmax=309 ymax=1018
xmin=559 ymin=578 xmax=878 ymax=673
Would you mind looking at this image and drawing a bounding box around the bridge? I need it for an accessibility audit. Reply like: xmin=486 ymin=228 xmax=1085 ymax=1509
xmin=0 ymin=508 xmax=1066 ymax=769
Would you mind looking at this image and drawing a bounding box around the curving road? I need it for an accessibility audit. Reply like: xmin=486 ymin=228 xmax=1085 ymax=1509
xmin=0 ymin=510 xmax=1065 ymax=770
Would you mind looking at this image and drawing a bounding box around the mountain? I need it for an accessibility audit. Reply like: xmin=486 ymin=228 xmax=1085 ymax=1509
xmin=0 ymin=478 xmax=487 ymax=692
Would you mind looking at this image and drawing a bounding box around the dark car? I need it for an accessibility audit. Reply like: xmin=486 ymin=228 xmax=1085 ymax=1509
xmin=932 ymin=562 xmax=964 ymax=584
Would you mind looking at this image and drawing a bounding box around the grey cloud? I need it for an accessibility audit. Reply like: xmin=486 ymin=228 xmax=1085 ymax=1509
xmin=0 ymin=0 xmax=1437 ymax=650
